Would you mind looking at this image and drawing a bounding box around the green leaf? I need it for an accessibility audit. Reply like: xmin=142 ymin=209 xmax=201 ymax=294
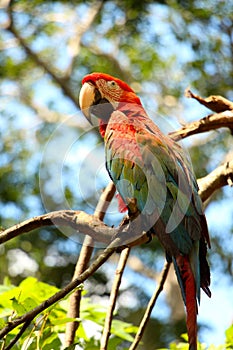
xmin=75 ymin=321 xmax=89 ymax=342
xmin=225 ymin=324 xmax=233 ymax=348
xmin=52 ymin=317 xmax=80 ymax=325
xmin=111 ymin=319 xmax=137 ymax=342
xmin=19 ymin=277 xmax=59 ymax=302
xmin=41 ymin=332 xmax=62 ymax=349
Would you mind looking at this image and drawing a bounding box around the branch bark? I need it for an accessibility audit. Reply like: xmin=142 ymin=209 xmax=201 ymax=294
xmin=185 ymin=88 xmax=233 ymax=113
xmin=65 ymin=182 xmax=116 ymax=347
xmin=0 ymin=210 xmax=114 ymax=245
xmin=169 ymin=89 xmax=233 ymax=141
xmin=169 ymin=110 xmax=233 ymax=141
xmin=198 ymin=160 xmax=233 ymax=202
xmin=100 ymin=247 xmax=131 ymax=350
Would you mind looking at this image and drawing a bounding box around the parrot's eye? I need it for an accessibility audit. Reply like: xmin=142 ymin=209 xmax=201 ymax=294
xmin=107 ymin=80 xmax=118 ymax=89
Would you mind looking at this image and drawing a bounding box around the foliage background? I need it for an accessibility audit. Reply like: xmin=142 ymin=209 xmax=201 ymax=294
xmin=0 ymin=0 xmax=232 ymax=349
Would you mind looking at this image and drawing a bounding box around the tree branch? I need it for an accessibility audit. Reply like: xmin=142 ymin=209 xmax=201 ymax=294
xmin=0 ymin=210 xmax=114 ymax=245
xmin=100 ymin=247 xmax=131 ymax=350
xmin=169 ymin=89 xmax=233 ymax=141
xmin=65 ymin=182 xmax=116 ymax=347
xmin=3 ymin=319 xmax=31 ymax=350
xmin=64 ymin=236 xmax=94 ymax=347
xmin=128 ymin=261 xmax=171 ymax=350
xmin=169 ymin=110 xmax=233 ymax=141
xmin=185 ymin=88 xmax=233 ymax=113
xmin=198 ymin=160 xmax=233 ymax=202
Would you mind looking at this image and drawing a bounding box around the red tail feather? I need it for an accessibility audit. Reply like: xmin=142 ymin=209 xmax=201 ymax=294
xmin=176 ymin=255 xmax=198 ymax=350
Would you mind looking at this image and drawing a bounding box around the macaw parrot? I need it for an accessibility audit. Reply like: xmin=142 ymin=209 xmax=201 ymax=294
xmin=79 ymin=72 xmax=211 ymax=350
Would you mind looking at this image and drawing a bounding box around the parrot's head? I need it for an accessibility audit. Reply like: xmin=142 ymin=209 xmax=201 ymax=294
xmin=79 ymin=72 xmax=142 ymax=125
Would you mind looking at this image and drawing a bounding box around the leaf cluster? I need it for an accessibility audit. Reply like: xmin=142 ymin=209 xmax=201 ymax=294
xmin=0 ymin=277 xmax=137 ymax=349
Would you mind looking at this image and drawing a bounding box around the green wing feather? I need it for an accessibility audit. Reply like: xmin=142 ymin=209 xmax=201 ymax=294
xmin=105 ymin=111 xmax=204 ymax=256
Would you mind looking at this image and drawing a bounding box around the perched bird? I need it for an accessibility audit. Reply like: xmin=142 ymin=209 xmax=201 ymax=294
xmin=79 ymin=72 xmax=211 ymax=350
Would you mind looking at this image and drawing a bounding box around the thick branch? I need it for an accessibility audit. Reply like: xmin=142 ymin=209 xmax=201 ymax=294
xmin=0 ymin=210 xmax=114 ymax=245
xmin=169 ymin=110 xmax=233 ymax=141
xmin=198 ymin=160 xmax=233 ymax=202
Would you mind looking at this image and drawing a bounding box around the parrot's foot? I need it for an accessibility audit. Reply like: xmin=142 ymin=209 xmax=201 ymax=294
xmin=146 ymin=229 xmax=154 ymax=243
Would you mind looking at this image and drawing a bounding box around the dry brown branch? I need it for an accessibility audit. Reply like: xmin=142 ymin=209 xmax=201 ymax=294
xmin=100 ymin=247 xmax=131 ymax=350
xmin=185 ymin=89 xmax=233 ymax=112
xmin=198 ymin=160 xmax=233 ymax=202
xmin=65 ymin=182 xmax=116 ymax=347
xmin=64 ymin=235 xmax=94 ymax=347
xmin=129 ymin=261 xmax=171 ymax=350
xmin=169 ymin=110 xmax=233 ymax=141
xmin=0 ymin=210 xmax=114 ymax=245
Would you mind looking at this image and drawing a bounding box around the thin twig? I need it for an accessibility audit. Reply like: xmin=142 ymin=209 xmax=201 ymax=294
xmin=0 ymin=238 xmax=121 ymax=340
xmin=128 ymin=261 xmax=171 ymax=350
xmin=100 ymin=247 xmax=131 ymax=350
xmin=65 ymin=182 xmax=116 ymax=346
xmin=3 ymin=319 xmax=31 ymax=350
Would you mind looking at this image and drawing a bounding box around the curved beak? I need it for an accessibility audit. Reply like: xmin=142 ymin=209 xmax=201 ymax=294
xmin=79 ymin=81 xmax=115 ymax=124
xmin=79 ymin=82 xmax=96 ymax=122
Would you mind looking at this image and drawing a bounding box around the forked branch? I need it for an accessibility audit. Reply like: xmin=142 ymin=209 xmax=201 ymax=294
xmin=169 ymin=89 xmax=233 ymax=141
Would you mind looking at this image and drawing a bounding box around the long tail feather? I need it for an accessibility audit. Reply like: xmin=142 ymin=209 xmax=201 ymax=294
xmin=175 ymin=255 xmax=198 ymax=350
